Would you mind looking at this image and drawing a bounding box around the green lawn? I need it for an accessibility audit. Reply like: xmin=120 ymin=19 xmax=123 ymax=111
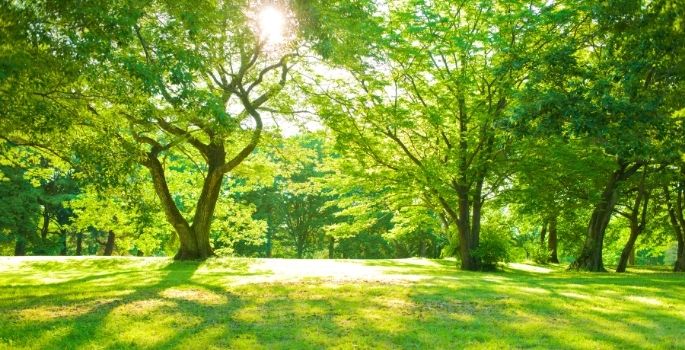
xmin=0 ymin=257 xmax=683 ymax=350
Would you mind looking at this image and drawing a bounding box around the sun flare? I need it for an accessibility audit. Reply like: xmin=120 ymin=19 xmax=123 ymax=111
xmin=257 ymin=6 xmax=285 ymax=46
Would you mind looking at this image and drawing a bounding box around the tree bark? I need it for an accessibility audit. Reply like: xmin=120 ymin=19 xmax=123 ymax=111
xmin=548 ymin=215 xmax=559 ymax=263
xmin=104 ymin=230 xmax=115 ymax=256
xmin=540 ymin=221 xmax=547 ymax=247
xmin=570 ymin=161 xmax=641 ymax=271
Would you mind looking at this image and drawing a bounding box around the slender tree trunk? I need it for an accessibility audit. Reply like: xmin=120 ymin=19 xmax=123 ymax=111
xmin=328 ymin=236 xmax=335 ymax=259
xmin=59 ymin=230 xmax=67 ymax=255
xmin=540 ymin=221 xmax=547 ymax=247
xmin=675 ymin=238 xmax=685 ymax=272
xmin=104 ymin=230 xmax=115 ymax=256
xmin=570 ymin=162 xmax=640 ymax=271
xmin=456 ymin=186 xmax=477 ymax=270
xmin=40 ymin=208 xmax=50 ymax=242
xmin=666 ymin=184 xmax=685 ymax=272
xmin=628 ymin=246 xmax=636 ymax=266
xmin=548 ymin=215 xmax=559 ymax=263
xmin=75 ymin=232 xmax=83 ymax=256
xmin=146 ymin=154 xmax=197 ymax=257
xmin=14 ymin=232 xmax=26 ymax=256
xmin=616 ymin=225 xmax=640 ymax=272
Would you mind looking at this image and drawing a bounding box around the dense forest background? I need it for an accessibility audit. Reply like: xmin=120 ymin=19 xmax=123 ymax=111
xmin=1 ymin=0 xmax=684 ymax=272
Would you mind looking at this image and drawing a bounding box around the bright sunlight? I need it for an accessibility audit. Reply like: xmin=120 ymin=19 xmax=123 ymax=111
xmin=257 ymin=6 xmax=285 ymax=46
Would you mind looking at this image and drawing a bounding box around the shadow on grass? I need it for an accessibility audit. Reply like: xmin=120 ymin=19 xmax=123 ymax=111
xmin=1 ymin=258 xmax=684 ymax=349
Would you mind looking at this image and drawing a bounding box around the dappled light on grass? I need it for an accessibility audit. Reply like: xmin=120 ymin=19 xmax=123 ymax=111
xmin=1 ymin=257 xmax=684 ymax=349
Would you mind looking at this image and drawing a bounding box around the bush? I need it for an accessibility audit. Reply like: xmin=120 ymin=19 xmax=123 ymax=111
xmin=472 ymin=232 xmax=510 ymax=271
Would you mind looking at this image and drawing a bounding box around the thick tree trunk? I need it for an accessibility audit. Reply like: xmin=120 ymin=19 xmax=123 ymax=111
xmin=104 ymin=231 xmax=115 ymax=256
xmin=328 ymin=236 xmax=335 ymax=259
xmin=145 ymin=152 xmax=221 ymax=260
xmin=570 ymin=162 xmax=640 ymax=271
xmin=75 ymin=232 xmax=83 ymax=256
xmin=548 ymin=216 xmax=559 ymax=263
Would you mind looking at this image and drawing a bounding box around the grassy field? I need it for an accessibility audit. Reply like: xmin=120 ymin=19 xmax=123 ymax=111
xmin=0 ymin=257 xmax=683 ymax=350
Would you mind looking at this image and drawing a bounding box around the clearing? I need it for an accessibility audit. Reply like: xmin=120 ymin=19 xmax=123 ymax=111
xmin=0 ymin=257 xmax=683 ymax=349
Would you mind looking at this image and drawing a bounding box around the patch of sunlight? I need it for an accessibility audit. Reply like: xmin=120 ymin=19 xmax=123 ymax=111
xmin=15 ymin=299 xmax=117 ymax=321
xmin=172 ymin=325 xmax=225 ymax=349
xmin=517 ymin=286 xmax=551 ymax=295
xmin=507 ymin=262 xmax=553 ymax=273
xmin=481 ymin=275 xmax=512 ymax=283
xmin=626 ymin=295 xmax=663 ymax=306
xmin=233 ymin=306 xmax=264 ymax=322
xmin=111 ymin=299 xmax=175 ymax=316
xmin=241 ymin=259 xmax=425 ymax=285
xmin=160 ymin=287 xmax=228 ymax=305
xmin=31 ymin=325 xmax=72 ymax=349
xmin=559 ymin=291 xmax=591 ymax=300
xmin=228 ymin=334 xmax=264 ymax=349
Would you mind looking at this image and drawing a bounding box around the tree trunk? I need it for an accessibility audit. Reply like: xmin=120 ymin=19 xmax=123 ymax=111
xmin=548 ymin=215 xmax=559 ymax=263
xmin=616 ymin=226 xmax=640 ymax=272
xmin=59 ymin=230 xmax=67 ymax=255
xmin=328 ymin=236 xmax=335 ymax=259
xmin=75 ymin=232 xmax=83 ymax=256
xmin=104 ymin=230 xmax=115 ymax=256
xmin=675 ymin=238 xmax=685 ymax=272
xmin=40 ymin=208 xmax=50 ymax=242
xmin=14 ymin=233 xmax=26 ymax=256
xmin=628 ymin=246 xmax=635 ymax=266
xmin=570 ymin=162 xmax=640 ymax=271
xmin=540 ymin=221 xmax=547 ymax=247
xmin=666 ymin=184 xmax=685 ymax=272
xmin=145 ymin=152 xmax=217 ymax=260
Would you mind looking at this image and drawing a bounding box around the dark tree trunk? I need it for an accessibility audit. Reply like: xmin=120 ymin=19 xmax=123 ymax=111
xmin=666 ymin=182 xmax=685 ymax=272
xmin=675 ymin=238 xmax=685 ymax=272
xmin=548 ymin=215 xmax=559 ymax=263
xmin=75 ymin=232 xmax=83 ymax=256
xmin=14 ymin=233 xmax=26 ymax=256
xmin=328 ymin=236 xmax=335 ymax=259
xmin=145 ymin=152 xmax=220 ymax=260
xmin=570 ymin=162 xmax=641 ymax=271
xmin=617 ymin=177 xmax=649 ymax=273
xmin=104 ymin=231 xmax=115 ymax=256
xmin=59 ymin=230 xmax=67 ymax=255
xmin=616 ymin=227 xmax=640 ymax=272
xmin=540 ymin=221 xmax=547 ymax=247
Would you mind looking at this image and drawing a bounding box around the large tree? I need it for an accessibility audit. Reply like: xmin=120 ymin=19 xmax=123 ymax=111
xmin=2 ymin=0 xmax=298 ymax=259
xmin=308 ymin=0 xmax=574 ymax=270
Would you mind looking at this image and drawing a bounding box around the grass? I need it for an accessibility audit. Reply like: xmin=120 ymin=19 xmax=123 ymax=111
xmin=0 ymin=257 xmax=684 ymax=349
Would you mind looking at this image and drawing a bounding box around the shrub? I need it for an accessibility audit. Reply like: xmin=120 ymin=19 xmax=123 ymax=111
xmin=472 ymin=232 xmax=510 ymax=271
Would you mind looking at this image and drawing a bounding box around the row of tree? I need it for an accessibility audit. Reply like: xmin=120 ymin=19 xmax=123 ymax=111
xmin=1 ymin=0 xmax=684 ymax=271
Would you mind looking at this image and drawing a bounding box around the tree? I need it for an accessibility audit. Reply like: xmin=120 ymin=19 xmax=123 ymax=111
xmin=2 ymin=1 xmax=298 ymax=259
xmin=308 ymin=0 xmax=573 ymax=270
